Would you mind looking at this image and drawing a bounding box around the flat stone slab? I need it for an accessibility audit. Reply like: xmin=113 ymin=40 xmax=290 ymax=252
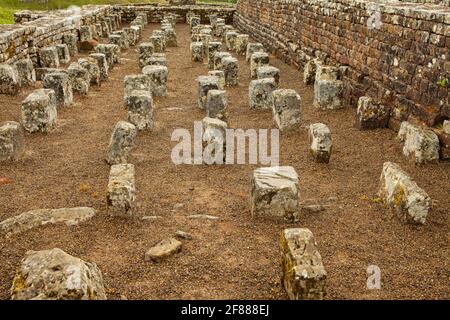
xmin=145 ymin=238 xmax=182 ymax=262
xmin=0 ymin=207 xmax=96 ymax=237
xmin=11 ymin=248 xmax=106 ymax=300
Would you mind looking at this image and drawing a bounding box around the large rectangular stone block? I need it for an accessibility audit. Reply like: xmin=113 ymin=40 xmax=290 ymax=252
xmin=21 ymin=89 xmax=57 ymax=133
xmin=107 ymin=164 xmax=136 ymax=216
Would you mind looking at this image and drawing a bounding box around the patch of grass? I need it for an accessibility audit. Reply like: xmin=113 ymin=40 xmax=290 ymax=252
xmin=0 ymin=7 xmax=15 ymax=24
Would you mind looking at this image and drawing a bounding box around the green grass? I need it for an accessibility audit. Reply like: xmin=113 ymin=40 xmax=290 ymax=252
xmin=0 ymin=0 xmax=236 ymax=25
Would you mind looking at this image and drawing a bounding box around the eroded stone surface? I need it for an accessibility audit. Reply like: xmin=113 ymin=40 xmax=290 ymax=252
xmin=202 ymin=117 xmax=227 ymax=165
xmin=222 ymin=56 xmax=239 ymax=87
xmin=356 ymin=96 xmax=390 ymax=130
xmin=190 ymin=42 xmax=204 ymax=62
xmin=21 ymin=89 xmax=57 ymax=133
xmin=107 ymin=164 xmax=136 ymax=216
xmin=79 ymin=58 xmax=101 ymax=86
xmin=124 ymin=90 xmax=154 ymax=130
xmin=206 ymin=89 xmax=227 ymax=120
xmin=272 ymin=89 xmax=301 ymax=131
xmin=142 ymin=65 xmax=168 ymax=97
xmin=249 ymin=78 xmax=276 ymax=109
xmin=145 ymin=238 xmax=182 ymax=262
xmin=281 ymin=228 xmax=327 ymax=300
xmin=89 ymin=53 xmax=109 ymax=82
xmin=14 ymin=59 xmax=36 ymax=87
xmin=106 ymin=121 xmax=137 ymax=165
xmin=246 ymin=43 xmax=264 ymax=62
xmin=0 ymin=64 xmax=19 ymax=95
xmin=124 ymin=74 xmax=151 ymax=97
xmin=43 ymin=72 xmax=73 ymax=108
xmin=11 ymin=248 xmax=106 ymax=300
xmin=308 ymin=123 xmax=332 ymax=163
xmin=0 ymin=121 xmax=24 ymax=162
xmin=313 ymin=65 xmax=343 ymax=110
xmin=250 ymin=166 xmax=299 ymax=222
xmin=0 ymin=207 xmax=96 ymax=237
xmin=398 ymin=122 xmax=439 ymax=164
xmin=68 ymin=62 xmax=90 ymax=96
xmin=198 ymin=75 xmax=220 ymax=109
xmin=379 ymin=162 xmax=431 ymax=224
xmin=39 ymin=47 xmax=60 ymax=68
xmin=250 ymin=52 xmax=269 ymax=79
xmin=138 ymin=42 xmax=154 ymax=68
xmin=56 ymin=44 xmax=71 ymax=65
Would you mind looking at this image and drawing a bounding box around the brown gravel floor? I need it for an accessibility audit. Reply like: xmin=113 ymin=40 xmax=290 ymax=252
xmin=0 ymin=23 xmax=449 ymax=300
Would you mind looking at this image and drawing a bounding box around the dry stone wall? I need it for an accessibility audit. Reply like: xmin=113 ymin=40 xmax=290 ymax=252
xmin=234 ymin=0 xmax=450 ymax=129
xmin=117 ymin=4 xmax=236 ymax=24
xmin=1 ymin=6 xmax=115 ymax=65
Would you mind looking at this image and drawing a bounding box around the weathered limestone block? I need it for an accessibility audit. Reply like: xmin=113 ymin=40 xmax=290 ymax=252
xmin=281 ymin=228 xmax=327 ymax=300
xmin=222 ymin=57 xmax=239 ymax=87
xmin=222 ymin=26 xmax=235 ymax=42
xmin=250 ymin=166 xmax=299 ymax=221
xmin=80 ymin=25 xmax=93 ymax=42
xmin=206 ymin=90 xmax=227 ymax=120
xmin=250 ymin=52 xmax=269 ymax=79
xmin=79 ymin=58 xmax=101 ymax=86
xmin=356 ymin=96 xmax=390 ymax=130
xmin=68 ymin=63 xmax=90 ymax=96
xmin=124 ymin=90 xmax=154 ymax=130
xmin=202 ymin=117 xmax=228 ymax=165
xmin=379 ymin=162 xmax=431 ymax=224
xmin=107 ymin=164 xmax=136 ymax=216
xmin=142 ymin=65 xmax=168 ymax=97
xmin=249 ymin=78 xmax=277 ymax=109
xmin=21 ymin=89 xmax=57 ymax=133
xmin=313 ymin=66 xmax=343 ymax=110
xmin=123 ymin=27 xmax=136 ymax=46
xmin=308 ymin=123 xmax=332 ymax=163
xmin=101 ymin=21 xmax=110 ymax=38
xmin=130 ymin=26 xmax=141 ymax=43
xmin=113 ymin=30 xmax=129 ymax=50
xmin=164 ymin=28 xmax=177 ymax=47
xmin=35 ymin=68 xmax=60 ymax=82
xmin=208 ymin=70 xmax=225 ymax=90
xmin=39 ymin=47 xmax=60 ymax=68
xmin=14 ymin=59 xmax=36 ymax=87
xmin=214 ymin=52 xmax=232 ymax=71
xmin=138 ymin=42 xmax=154 ymax=68
xmin=198 ymin=76 xmax=220 ymax=109
xmin=0 ymin=64 xmax=20 ymax=95
xmin=0 ymin=207 xmax=95 ymax=237
xmin=150 ymin=35 xmax=165 ymax=53
xmin=145 ymin=238 xmax=182 ymax=262
xmin=190 ymin=16 xmax=200 ymax=28
xmin=56 ymin=44 xmax=70 ymax=65
xmin=235 ymin=34 xmax=249 ymax=56
xmin=398 ymin=122 xmax=439 ymax=164
xmin=95 ymin=44 xmax=118 ymax=70
xmin=0 ymin=121 xmax=24 ymax=162
xmin=146 ymin=53 xmax=167 ymax=67
xmin=207 ymin=42 xmax=222 ymax=70
xmin=443 ymin=120 xmax=450 ymax=135
xmin=108 ymin=34 xmax=122 ymax=49
xmin=63 ymin=33 xmax=78 ymax=56
xmin=225 ymin=31 xmax=238 ymax=51
xmin=272 ymin=89 xmax=301 ymax=131
xmin=124 ymin=74 xmax=151 ymax=98
xmin=190 ymin=42 xmax=204 ymax=62
xmin=303 ymin=59 xmax=318 ymax=85
xmin=89 ymin=53 xmax=108 ymax=82
xmin=257 ymin=66 xmax=280 ymax=86
xmin=11 ymin=248 xmax=107 ymax=300
xmin=246 ymin=43 xmax=264 ymax=62
xmin=43 ymin=72 xmax=73 ymax=108
xmin=106 ymin=121 xmax=137 ymax=165
xmin=200 ymin=34 xmax=212 ymax=61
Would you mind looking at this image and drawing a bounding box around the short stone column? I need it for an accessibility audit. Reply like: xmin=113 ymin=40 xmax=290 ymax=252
xmin=202 ymin=117 xmax=228 ymax=165
xmin=124 ymin=90 xmax=154 ymax=130
xmin=142 ymin=65 xmax=168 ymax=97
xmin=14 ymin=59 xmax=36 ymax=87
xmin=398 ymin=122 xmax=439 ymax=164
xmin=43 ymin=72 xmax=73 ymax=108
xmin=235 ymin=34 xmax=249 ymax=56
xmin=214 ymin=52 xmax=231 ymax=71
xmin=39 ymin=47 xmax=60 ymax=68
xmin=281 ymin=228 xmax=327 ymax=300
xmin=222 ymin=56 xmax=239 ymax=87
xmin=206 ymin=90 xmax=227 ymax=120
xmin=225 ymin=31 xmax=238 ymax=51
xmin=124 ymin=74 xmax=151 ymax=97
xmin=68 ymin=62 xmax=90 ymax=95
xmin=208 ymin=70 xmax=225 ymax=90
xmin=138 ymin=42 xmax=155 ymax=68
xmin=107 ymin=164 xmax=136 ymax=216
xmin=249 ymin=78 xmax=277 ymax=109
xmin=250 ymin=52 xmax=269 ymax=79
xmin=308 ymin=123 xmax=332 ymax=163
xmin=356 ymin=96 xmax=390 ymax=130
xmin=0 ymin=64 xmax=19 ymax=95
xmin=0 ymin=121 xmax=24 ymax=162
xmin=207 ymin=42 xmax=222 ymax=70
xmin=250 ymin=166 xmax=299 ymax=222
xmin=89 ymin=53 xmax=109 ymax=82
xmin=313 ymin=65 xmax=343 ymax=110
xmin=190 ymin=42 xmax=204 ymax=62
xmin=95 ymin=44 xmax=119 ymax=70
xmin=257 ymin=66 xmax=280 ymax=86
xmin=150 ymin=35 xmax=165 ymax=53
xmin=198 ymin=76 xmax=220 ymax=109
xmin=21 ymin=89 xmax=57 ymax=133
xmin=106 ymin=121 xmax=138 ymax=165
xmin=246 ymin=43 xmax=264 ymax=62
xmin=272 ymin=89 xmax=301 ymax=131
xmin=56 ymin=44 xmax=71 ymax=65
xmin=79 ymin=58 xmax=101 ymax=86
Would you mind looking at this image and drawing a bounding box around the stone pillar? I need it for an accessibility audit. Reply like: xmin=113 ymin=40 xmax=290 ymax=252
xmin=198 ymin=76 xmax=220 ymax=109
xmin=249 ymin=78 xmax=276 ymax=109
xmin=250 ymin=52 xmax=269 ymax=79
xmin=21 ymin=89 xmax=57 ymax=133
xmin=124 ymin=74 xmax=151 ymax=97
xmin=43 ymin=72 xmax=73 ymax=108
xmin=246 ymin=43 xmax=264 ymax=62
xmin=0 ymin=121 xmax=24 ymax=162
xmin=257 ymin=66 xmax=280 ymax=86
xmin=106 ymin=121 xmax=137 ymax=165
xmin=79 ymin=58 xmax=101 ymax=86
xmin=150 ymin=35 xmax=165 ymax=53
xmin=398 ymin=122 xmax=439 ymax=164
xmin=281 ymin=228 xmax=327 ymax=300
xmin=222 ymin=56 xmax=239 ymax=87
xmin=207 ymin=42 xmax=222 ymax=70
xmin=208 ymin=70 xmax=225 ymax=90
xmin=213 ymin=52 xmax=231 ymax=71
xmin=272 ymin=89 xmax=301 ymax=132
xmin=235 ymin=34 xmax=249 ymax=56
xmin=308 ymin=123 xmax=332 ymax=163
xmin=190 ymin=42 xmax=204 ymax=62
xmin=313 ymin=65 xmax=343 ymax=110
xmin=89 ymin=53 xmax=109 ymax=82
xmin=139 ymin=42 xmax=155 ymax=68
xmin=56 ymin=44 xmax=70 ymax=65
xmin=250 ymin=166 xmax=299 ymax=221
xmin=107 ymin=164 xmax=136 ymax=216
xmin=225 ymin=31 xmax=238 ymax=51
xmin=68 ymin=62 xmax=90 ymax=95
xmin=206 ymin=90 xmax=227 ymax=120
xmin=0 ymin=64 xmax=20 ymax=95
xmin=124 ymin=90 xmax=154 ymax=130
xmin=39 ymin=47 xmax=60 ymax=68
xmin=142 ymin=65 xmax=168 ymax=97
xmin=202 ymin=117 xmax=228 ymax=165
xmin=14 ymin=59 xmax=36 ymax=87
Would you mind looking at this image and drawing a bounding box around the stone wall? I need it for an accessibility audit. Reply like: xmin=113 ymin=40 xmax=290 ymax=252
xmin=234 ymin=0 xmax=450 ymax=128
xmin=116 ymin=4 xmax=236 ymax=24
xmin=1 ymin=5 xmax=115 ymax=65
